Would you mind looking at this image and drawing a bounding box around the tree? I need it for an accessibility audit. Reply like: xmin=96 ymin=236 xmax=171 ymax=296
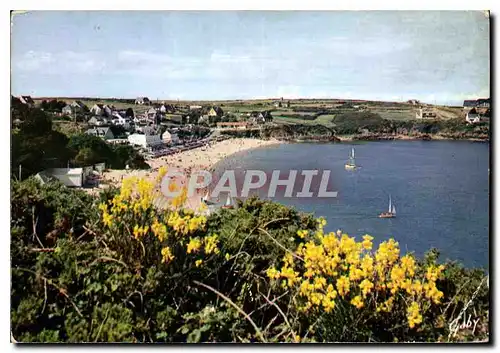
xmin=125 ymin=108 xmax=135 ymax=118
xmin=67 ymin=134 xmax=114 ymax=166
xmin=74 ymin=147 xmax=100 ymax=166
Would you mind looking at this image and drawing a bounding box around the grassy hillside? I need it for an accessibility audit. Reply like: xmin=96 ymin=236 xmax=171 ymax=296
xmin=32 ymin=97 xmax=464 ymax=129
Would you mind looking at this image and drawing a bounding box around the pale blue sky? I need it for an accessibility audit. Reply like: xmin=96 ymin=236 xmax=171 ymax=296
xmin=11 ymin=11 xmax=490 ymax=105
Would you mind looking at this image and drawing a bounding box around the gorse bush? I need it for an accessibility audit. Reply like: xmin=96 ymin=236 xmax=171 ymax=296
xmin=11 ymin=176 xmax=489 ymax=343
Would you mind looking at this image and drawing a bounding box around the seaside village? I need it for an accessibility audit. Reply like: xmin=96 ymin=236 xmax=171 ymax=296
xmin=16 ymin=96 xmax=282 ymax=201
xmin=15 ymin=95 xmax=490 ymax=199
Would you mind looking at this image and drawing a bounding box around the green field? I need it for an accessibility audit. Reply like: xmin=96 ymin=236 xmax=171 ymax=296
xmin=33 ymin=97 xmax=463 ymax=127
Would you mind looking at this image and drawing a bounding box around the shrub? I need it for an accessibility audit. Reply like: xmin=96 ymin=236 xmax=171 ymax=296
xmin=10 ymin=176 xmax=489 ymax=342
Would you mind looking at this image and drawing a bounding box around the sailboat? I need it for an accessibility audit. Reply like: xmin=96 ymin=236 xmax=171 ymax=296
xmin=345 ymin=147 xmax=357 ymax=170
xmin=221 ymin=193 xmax=234 ymax=209
xmin=379 ymin=195 xmax=396 ymax=218
xmin=201 ymin=189 xmax=215 ymax=205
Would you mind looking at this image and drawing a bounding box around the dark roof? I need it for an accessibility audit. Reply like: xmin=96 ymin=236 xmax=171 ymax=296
xmin=477 ymin=98 xmax=491 ymax=105
xmin=463 ymin=100 xmax=477 ymax=107
xmin=20 ymin=96 xmax=35 ymax=104
xmin=86 ymin=127 xmax=112 ymax=135
xmin=468 ymin=108 xmax=478 ymax=114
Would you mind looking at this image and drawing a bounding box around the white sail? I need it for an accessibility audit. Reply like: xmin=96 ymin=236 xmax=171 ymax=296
xmin=388 ymin=195 xmax=392 ymax=213
xmin=392 ymin=205 xmax=396 ymax=215
xmin=202 ymin=190 xmax=209 ymax=201
xmin=225 ymin=194 xmax=232 ymax=206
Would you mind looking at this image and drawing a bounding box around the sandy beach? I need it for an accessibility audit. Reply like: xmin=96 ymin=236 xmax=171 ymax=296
xmin=99 ymin=137 xmax=281 ymax=210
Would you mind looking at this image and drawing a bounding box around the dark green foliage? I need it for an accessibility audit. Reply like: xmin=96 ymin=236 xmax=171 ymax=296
xmin=10 ymin=181 xmax=489 ymax=342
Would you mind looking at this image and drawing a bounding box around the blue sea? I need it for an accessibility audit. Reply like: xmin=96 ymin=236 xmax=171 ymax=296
xmin=213 ymin=140 xmax=490 ymax=269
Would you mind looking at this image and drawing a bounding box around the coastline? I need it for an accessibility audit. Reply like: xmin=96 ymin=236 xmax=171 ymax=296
xmin=335 ymin=133 xmax=489 ymax=142
xmin=100 ymin=137 xmax=282 ymax=209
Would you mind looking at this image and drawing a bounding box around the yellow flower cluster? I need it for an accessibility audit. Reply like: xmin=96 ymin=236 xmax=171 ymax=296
xmin=266 ymin=219 xmax=446 ymax=329
xmin=161 ymin=247 xmax=174 ymax=263
xmin=133 ymin=224 xmax=149 ymax=239
xmin=407 ymin=302 xmax=423 ymax=328
xmin=166 ymin=211 xmax=207 ymax=236
xmin=97 ymin=176 xmax=211 ymax=269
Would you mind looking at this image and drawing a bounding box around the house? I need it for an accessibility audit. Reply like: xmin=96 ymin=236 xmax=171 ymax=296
xmin=273 ymin=97 xmax=289 ymax=108
xmin=463 ymin=100 xmax=477 ymax=109
xmin=476 ymin=98 xmax=491 ymax=108
xmin=159 ymin=105 xmax=167 ymax=114
xmin=416 ymin=108 xmax=437 ymax=120
xmin=88 ymin=117 xmax=105 ymax=126
xmin=35 ymin=168 xmax=85 ymax=187
xmin=207 ymin=107 xmax=218 ymax=117
xmin=112 ymin=115 xmax=131 ymax=128
xmin=463 ymin=98 xmax=491 ymax=111
xmin=146 ymin=107 xmax=157 ymax=119
xmin=62 ymin=105 xmax=73 ymax=115
xmin=90 ymin=104 xmax=104 ymax=115
xmin=128 ymin=127 xmax=163 ymax=148
xmin=198 ymin=115 xmax=210 ymax=124
xmin=466 ymin=108 xmax=490 ymax=124
xmin=466 ymin=108 xmax=480 ymax=123
xmin=103 ymin=105 xmax=113 ymax=116
xmin=162 ymin=130 xmax=180 ymax=145
xmin=85 ymin=127 xmax=115 ymax=140
xmin=248 ymin=112 xmax=266 ymax=124
xmin=135 ymin=97 xmax=151 ymax=105
xmin=19 ymin=96 xmax=35 ymax=106
xmin=189 ymin=105 xmax=202 ymax=110
xmin=70 ymin=100 xmax=88 ymax=111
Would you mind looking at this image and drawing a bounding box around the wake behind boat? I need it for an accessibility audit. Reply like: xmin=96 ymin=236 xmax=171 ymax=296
xmin=379 ymin=195 xmax=396 ymax=218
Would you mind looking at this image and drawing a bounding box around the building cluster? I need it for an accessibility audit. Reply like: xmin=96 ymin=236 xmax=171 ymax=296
xmin=415 ymin=108 xmax=437 ymax=120
xmin=463 ymin=98 xmax=491 ymax=124
xmin=35 ymin=162 xmax=106 ymax=188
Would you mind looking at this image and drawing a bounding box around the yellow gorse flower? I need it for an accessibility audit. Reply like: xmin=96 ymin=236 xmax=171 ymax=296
xmin=407 ymin=301 xmax=423 ymax=328
xmin=187 ymin=237 xmax=202 ymax=254
xmin=266 ymin=217 xmax=447 ymax=329
xmin=351 ymin=295 xmax=364 ymax=309
xmin=161 ymin=247 xmax=174 ymax=263
xmin=204 ymin=234 xmax=220 ymax=255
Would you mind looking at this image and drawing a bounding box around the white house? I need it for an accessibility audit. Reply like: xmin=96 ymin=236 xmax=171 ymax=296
xmin=86 ymin=127 xmax=115 ymax=140
xmin=90 ymin=104 xmax=104 ymax=115
xmin=189 ymin=105 xmax=202 ymax=110
xmin=416 ymin=108 xmax=437 ymax=120
xmin=112 ymin=117 xmax=131 ymax=129
xmin=35 ymin=168 xmax=85 ymax=187
xmin=128 ymin=126 xmax=163 ymax=148
xmin=135 ymin=97 xmax=151 ymax=105
xmin=62 ymin=105 xmax=73 ymax=115
xmin=146 ymin=107 xmax=157 ymax=119
xmin=162 ymin=130 xmax=179 ymax=145
xmin=466 ymin=108 xmax=481 ymax=124
xmin=88 ymin=117 xmax=105 ymax=126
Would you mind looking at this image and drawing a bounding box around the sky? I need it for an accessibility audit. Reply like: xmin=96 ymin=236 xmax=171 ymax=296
xmin=11 ymin=11 xmax=490 ymax=105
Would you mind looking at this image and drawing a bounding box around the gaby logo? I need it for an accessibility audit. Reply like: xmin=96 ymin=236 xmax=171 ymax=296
xmin=161 ymin=169 xmax=339 ymax=199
